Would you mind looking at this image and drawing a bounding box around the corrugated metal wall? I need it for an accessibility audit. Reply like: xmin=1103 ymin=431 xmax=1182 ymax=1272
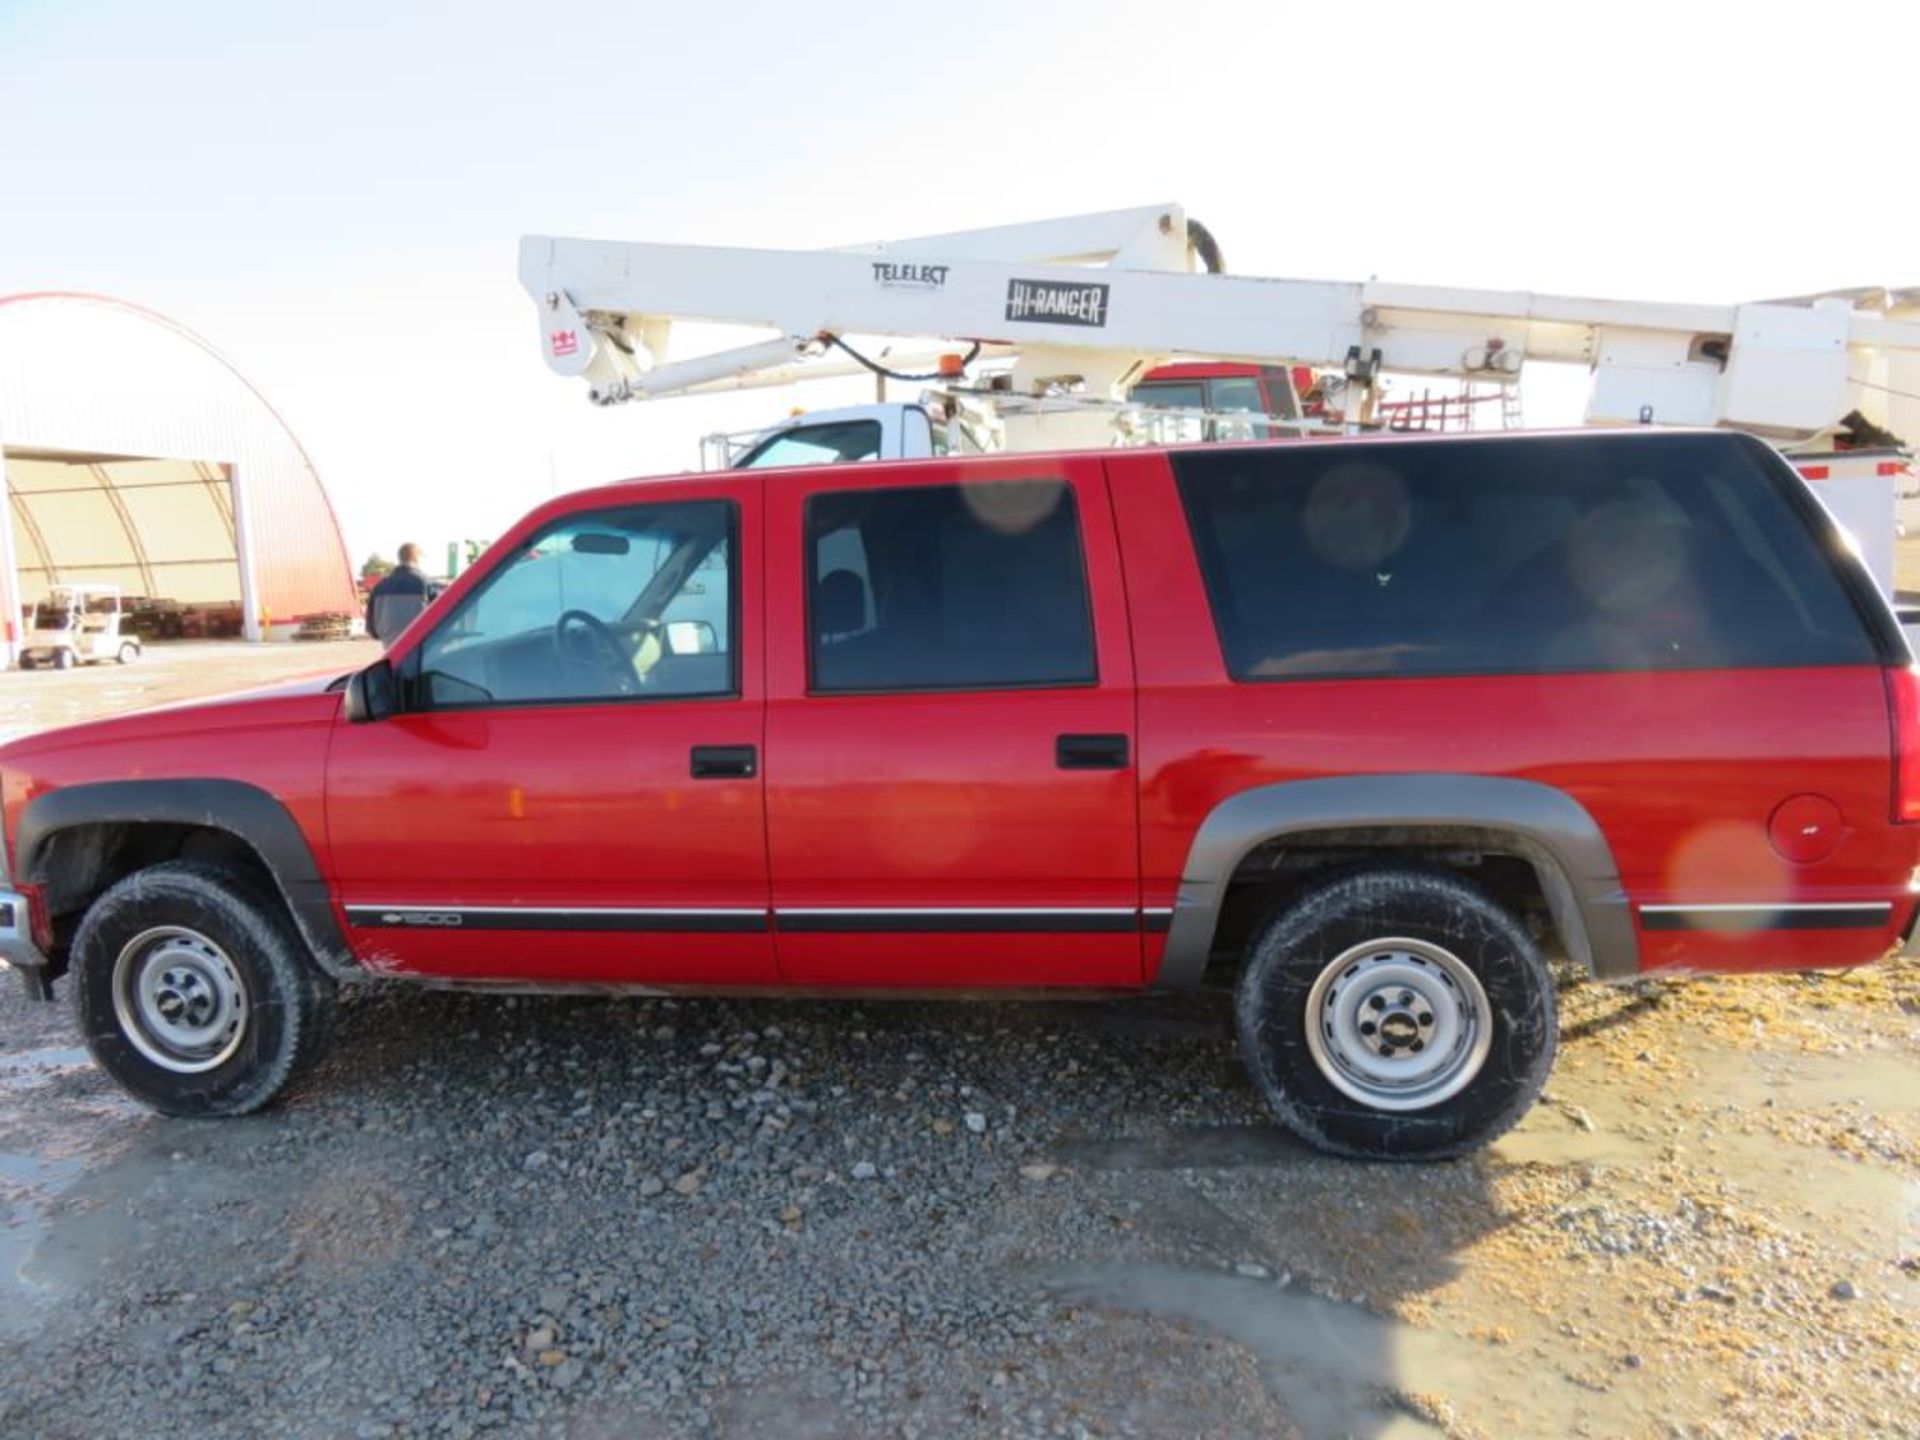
xmin=0 ymin=293 xmax=358 ymax=631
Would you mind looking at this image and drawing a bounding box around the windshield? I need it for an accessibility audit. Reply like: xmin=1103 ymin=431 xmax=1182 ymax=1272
xmin=733 ymin=417 xmax=884 ymax=469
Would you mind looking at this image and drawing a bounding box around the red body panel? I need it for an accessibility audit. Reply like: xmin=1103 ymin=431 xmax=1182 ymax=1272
xmin=2 ymin=438 xmax=1913 ymax=992
xmin=0 ymin=679 xmax=340 ymax=875
xmin=322 ymin=696 xmax=772 ymax=983
xmin=325 ymin=473 xmax=772 ymax=985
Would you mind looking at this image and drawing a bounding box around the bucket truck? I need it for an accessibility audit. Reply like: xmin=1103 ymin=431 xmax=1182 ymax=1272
xmin=516 ymin=204 xmax=1920 ymax=596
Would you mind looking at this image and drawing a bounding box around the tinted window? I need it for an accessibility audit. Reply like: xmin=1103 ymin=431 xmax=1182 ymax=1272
xmin=807 ymin=481 xmax=1095 ymax=693
xmin=416 ymin=500 xmax=734 ymax=707
xmin=737 ymin=419 xmax=883 ymax=469
xmin=1176 ymin=434 xmax=1879 ymax=681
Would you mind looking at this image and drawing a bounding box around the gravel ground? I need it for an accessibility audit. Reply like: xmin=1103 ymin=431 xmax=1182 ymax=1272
xmin=3 ymin=971 xmax=1914 ymax=1440
xmin=1 ymin=647 xmax=1916 ymax=1439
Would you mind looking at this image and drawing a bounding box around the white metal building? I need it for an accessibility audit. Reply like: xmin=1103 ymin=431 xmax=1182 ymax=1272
xmin=0 ymin=292 xmax=358 ymax=662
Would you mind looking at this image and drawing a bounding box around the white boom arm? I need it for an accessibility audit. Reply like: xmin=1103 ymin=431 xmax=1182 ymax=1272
xmin=518 ymin=204 xmax=1920 ymax=448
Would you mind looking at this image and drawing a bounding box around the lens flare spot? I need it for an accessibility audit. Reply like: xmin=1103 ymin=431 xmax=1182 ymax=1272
xmin=961 ymin=480 xmax=1064 ymax=535
xmin=1302 ymin=462 xmax=1411 ymax=572
xmin=1664 ymin=820 xmax=1787 ymax=935
xmin=864 ymin=783 xmax=982 ymax=868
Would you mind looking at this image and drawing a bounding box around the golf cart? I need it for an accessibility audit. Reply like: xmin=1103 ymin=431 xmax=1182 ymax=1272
xmin=20 ymin=584 xmax=141 ymax=670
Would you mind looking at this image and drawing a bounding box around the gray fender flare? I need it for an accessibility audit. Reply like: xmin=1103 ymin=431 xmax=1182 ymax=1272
xmin=1155 ymin=774 xmax=1637 ymax=987
xmin=15 ymin=778 xmax=358 ymax=980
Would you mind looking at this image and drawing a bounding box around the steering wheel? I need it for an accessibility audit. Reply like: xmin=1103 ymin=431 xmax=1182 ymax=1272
xmin=554 ymin=609 xmax=635 ymax=693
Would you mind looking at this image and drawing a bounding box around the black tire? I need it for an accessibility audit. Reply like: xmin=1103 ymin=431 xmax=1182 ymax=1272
xmin=53 ymin=648 xmax=74 ymax=670
xmin=70 ymin=860 xmax=337 ymax=1117
xmin=1236 ymin=867 xmax=1556 ymax=1161
xmin=18 ymin=654 xmax=35 ymax=671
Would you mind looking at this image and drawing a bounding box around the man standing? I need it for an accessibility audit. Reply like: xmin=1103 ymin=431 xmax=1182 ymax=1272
xmin=365 ymin=543 xmax=432 ymax=645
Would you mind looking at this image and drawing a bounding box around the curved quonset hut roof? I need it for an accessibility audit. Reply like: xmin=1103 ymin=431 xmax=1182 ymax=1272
xmin=0 ymin=292 xmax=358 ymax=623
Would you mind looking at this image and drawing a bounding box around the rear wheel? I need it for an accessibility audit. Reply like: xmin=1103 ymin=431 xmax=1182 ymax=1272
xmin=1236 ymin=867 xmax=1556 ymax=1160
xmin=53 ymin=648 xmax=74 ymax=670
xmin=71 ymin=861 xmax=337 ymax=1116
xmin=116 ymin=641 xmax=138 ymax=664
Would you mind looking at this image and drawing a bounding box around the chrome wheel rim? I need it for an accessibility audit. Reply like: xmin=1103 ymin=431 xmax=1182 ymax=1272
xmin=111 ymin=926 xmax=248 ymax=1074
xmin=1303 ymin=937 xmax=1491 ymax=1112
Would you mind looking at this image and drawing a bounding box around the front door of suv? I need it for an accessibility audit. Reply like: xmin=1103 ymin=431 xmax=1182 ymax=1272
xmin=324 ymin=477 xmax=773 ymax=985
xmin=763 ymin=458 xmax=1143 ymax=987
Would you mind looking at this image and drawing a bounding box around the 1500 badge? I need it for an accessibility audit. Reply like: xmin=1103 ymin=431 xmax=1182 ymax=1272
xmin=1005 ymin=277 xmax=1110 ymax=328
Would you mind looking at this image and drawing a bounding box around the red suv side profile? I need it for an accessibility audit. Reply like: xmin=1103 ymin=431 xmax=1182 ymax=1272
xmin=1 ymin=429 xmax=1912 ymax=1158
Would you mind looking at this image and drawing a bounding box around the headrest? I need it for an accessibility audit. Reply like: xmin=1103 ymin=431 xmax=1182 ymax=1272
xmin=816 ymin=568 xmax=866 ymax=636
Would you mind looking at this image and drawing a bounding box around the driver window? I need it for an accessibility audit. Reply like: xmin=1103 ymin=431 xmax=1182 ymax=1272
xmin=414 ymin=500 xmax=735 ymax=709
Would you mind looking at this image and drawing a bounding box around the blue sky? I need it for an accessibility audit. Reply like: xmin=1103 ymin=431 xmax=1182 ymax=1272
xmin=3 ymin=0 xmax=1915 ymax=562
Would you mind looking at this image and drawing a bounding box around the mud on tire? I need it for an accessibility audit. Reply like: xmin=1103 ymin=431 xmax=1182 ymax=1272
xmin=1236 ymin=866 xmax=1557 ymax=1161
xmin=70 ymin=860 xmax=337 ymax=1117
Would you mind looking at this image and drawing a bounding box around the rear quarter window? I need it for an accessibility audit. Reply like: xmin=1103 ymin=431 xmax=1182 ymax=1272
xmin=1175 ymin=433 xmax=1884 ymax=680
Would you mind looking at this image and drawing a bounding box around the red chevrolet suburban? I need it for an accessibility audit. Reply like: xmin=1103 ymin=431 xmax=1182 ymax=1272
xmin=2 ymin=429 xmax=1913 ymax=1158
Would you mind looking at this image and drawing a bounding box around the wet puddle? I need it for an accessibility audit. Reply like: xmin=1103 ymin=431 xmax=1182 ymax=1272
xmin=0 ymin=1043 xmax=119 ymax=1337
xmin=1059 ymin=1123 xmax=1305 ymax=1171
xmin=1680 ymin=1045 xmax=1920 ymax=1113
xmin=0 ymin=1146 xmax=88 ymax=1339
xmin=1050 ymin=1261 xmax=1615 ymax=1440
xmin=0 ymin=1044 xmax=92 ymax=1090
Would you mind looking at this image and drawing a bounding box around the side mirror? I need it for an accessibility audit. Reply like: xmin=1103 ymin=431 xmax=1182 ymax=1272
xmin=664 ymin=619 xmax=718 ymax=655
xmin=344 ymin=658 xmax=398 ymax=723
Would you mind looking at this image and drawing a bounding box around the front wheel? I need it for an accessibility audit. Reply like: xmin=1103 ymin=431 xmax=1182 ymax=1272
xmin=1236 ymin=867 xmax=1557 ymax=1160
xmin=53 ymin=648 xmax=74 ymax=670
xmin=71 ymin=861 xmax=337 ymax=1116
xmin=116 ymin=641 xmax=139 ymax=664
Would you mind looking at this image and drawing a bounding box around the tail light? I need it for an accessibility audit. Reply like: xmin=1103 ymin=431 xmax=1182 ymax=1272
xmin=1888 ymin=666 xmax=1920 ymax=822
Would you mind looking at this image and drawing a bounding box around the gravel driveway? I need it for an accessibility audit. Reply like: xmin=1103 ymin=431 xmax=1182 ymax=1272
xmin=5 ymin=962 xmax=1917 ymax=1440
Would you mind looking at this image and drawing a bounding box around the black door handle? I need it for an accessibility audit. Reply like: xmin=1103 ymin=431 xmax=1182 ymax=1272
xmin=691 ymin=744 xmax=757 ymax=779
xmin=1056 ymin=733 xmax=1129 ymax=770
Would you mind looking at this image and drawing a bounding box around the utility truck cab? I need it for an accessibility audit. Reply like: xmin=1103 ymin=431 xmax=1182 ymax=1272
xmin=20 ymin=584 xmax=140 ymax=670
xmin=704 ymin=367 xmax=1302 ymax=475
xmin=707 ymin=404 xmax=949 ymax=471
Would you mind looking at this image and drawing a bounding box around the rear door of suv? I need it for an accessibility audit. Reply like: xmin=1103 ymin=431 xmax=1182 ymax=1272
xmin=762 ymin=455 xmax=1143 ymax=986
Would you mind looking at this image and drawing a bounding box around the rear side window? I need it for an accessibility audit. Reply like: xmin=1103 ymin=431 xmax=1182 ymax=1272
xmin=806 ymin=480 xmax=1096 ymax=693
xmin=1175 ymin=434 xmax=1880 ymax=681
